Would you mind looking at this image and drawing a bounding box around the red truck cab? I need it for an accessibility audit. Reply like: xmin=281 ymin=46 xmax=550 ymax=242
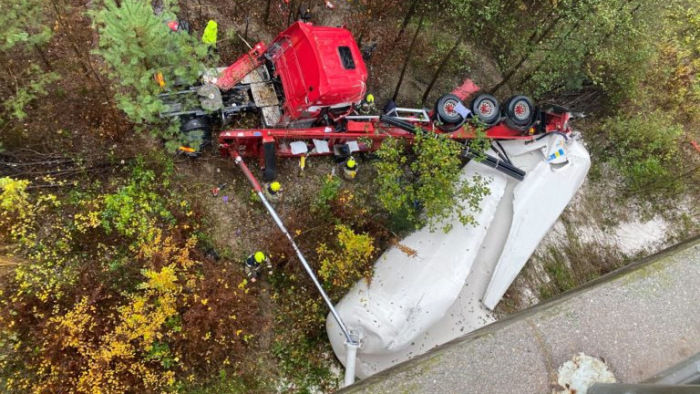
xmin=269 ymin=22 xmax=368 ymax=125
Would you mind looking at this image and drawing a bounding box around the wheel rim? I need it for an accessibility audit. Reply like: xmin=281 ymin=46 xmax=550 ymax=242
xmin=443 ymin=99 xmax=458 ymax=118
xmin=513 ymin=100 xmax=531 ymax=121
xmin=478 ymin=100 xmax=496 ymax=118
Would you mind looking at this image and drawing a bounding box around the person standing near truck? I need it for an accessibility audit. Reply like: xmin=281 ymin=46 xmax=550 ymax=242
xmin=358 ymin=93 xmax=375 ymax=115
xmin=264 ymin=181 xmax=282 ymax=202
xmin=202 ymin=20 xmax=218 ymax=56
xmin=244 ymin=251 xmax=272 ymax=283
xmin=343 ymin=157 xmax=358 ymax=180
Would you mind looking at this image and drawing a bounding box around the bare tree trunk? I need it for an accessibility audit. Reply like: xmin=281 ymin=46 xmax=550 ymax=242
xmin=287 ymin=0 xmax=296 ymax=27
xmin=582 ymin=1 xmax=639 ymax=61
xmin=489 ymin=12 xmax=563 ymax=94
xmin=264 ymin=0 xmax=272 ymax=24
xmin=50 ymin=0 xmax=89 ymax=74
xmin=393 ymin=14 xmax=424 ymax=102
xmin=516 ymin=19 xmax=582 ymax=89
xmin=421 ymin=29 xmax=467 ymax=105
xmin=33 ymin=45 xmax=52 ymax=72
xmin=395 ymin=0 xmax=420 ymax=43
xmin=197 ymin=0 xmax=203 ymax=25
xmin=51 ymin=0 xmax=122 ymax=133
xmin=182 ymin=0 xmax=189 ymax=22
xmin=518 ymin=0 xmax=638 ymax=92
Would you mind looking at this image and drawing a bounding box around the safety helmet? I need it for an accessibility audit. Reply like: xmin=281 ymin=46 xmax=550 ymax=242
xmin=254 ymin=251 xmax=266 ymax=263
xmin=346 ymin=158 xmax=357 ymax=169
xmin=270 ymin=181 xmax=281 ymax=192
xmin=366 ymin=94 xmax=375 ymax=103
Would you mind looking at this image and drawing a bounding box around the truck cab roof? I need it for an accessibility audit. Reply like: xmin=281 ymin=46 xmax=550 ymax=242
xmin=269 ymin=22 xmax=368 ymax=119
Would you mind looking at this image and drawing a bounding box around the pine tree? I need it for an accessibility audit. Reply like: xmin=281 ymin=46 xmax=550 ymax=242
xmin=90 ymin=0 xmax=208 ymax=125
xmin=1 ymin=0 xmax=52 ymax=51
xmin=0 ymin=0 xmax=59 ymax=120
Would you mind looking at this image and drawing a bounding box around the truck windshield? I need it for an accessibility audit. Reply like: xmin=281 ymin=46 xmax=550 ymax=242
xmin=338 ymin=46 xmax=356 ymax=70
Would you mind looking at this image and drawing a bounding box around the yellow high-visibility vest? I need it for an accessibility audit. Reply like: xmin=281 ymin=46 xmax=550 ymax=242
xmin=202 ymin=20 xmax=218 ymax=47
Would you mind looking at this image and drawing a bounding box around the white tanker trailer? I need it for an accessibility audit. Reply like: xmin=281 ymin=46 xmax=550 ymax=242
xmin=327 ymin=133 xmax=591 ymax=378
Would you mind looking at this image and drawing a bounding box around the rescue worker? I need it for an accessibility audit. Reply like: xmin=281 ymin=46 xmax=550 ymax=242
xmin=244 ymin=251 xmax=272 ymax=283
xmin=358 ymin=93 xmax=376 ymax=115
xmin=298 ymin=6 xmax=312 ymax=22
xmin=264 ymin=181 xmax=282 ymax=202
xmin=202 ymin=20 xmax=218 ymax=55
xmin=343 ymin=157 xmax=358 ymax=180
xmin=166 ymin=20 xmax=190 ymax=33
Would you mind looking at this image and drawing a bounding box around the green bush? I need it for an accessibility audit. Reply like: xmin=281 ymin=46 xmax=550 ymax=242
xmin=595 ymin=110 xmax=684 ymax=195
xmin=373 ymin=137 xmax=414 ymax=221
xmin=374 ymin=131 xmax=489 ymax=232
xmin=317 ymin=225 xmax=375 ymax=294
xmin=0 ymin=156 xmax=258 ymax=392
xmin=101 ymin=162 xmax=173 ymax=240
xmin=0 ymin=0 xmax=59 ymax=121
xmin=313 ymin=174 xmax=342 ymax=214
xmin=3 ymin=66 xmax=60 ymax=120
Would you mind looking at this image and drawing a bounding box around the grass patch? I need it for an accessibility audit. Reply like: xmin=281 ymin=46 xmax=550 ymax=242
xmin=535 ymin=221 xmax=628 ymax=301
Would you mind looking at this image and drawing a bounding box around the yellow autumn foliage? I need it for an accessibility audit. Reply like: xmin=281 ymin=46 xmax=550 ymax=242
xmin=317 ymin=225 xmax=375 ymax=293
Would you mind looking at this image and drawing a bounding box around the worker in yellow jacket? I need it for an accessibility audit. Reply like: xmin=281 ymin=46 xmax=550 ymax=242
xmin=264 ymin=181 xmax=282 ymax=202
xmin=202 ymin=20 xmax=218 ymax=55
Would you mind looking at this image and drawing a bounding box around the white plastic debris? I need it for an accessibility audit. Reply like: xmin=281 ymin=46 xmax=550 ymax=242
xmin=290 ymin=141 xmax=309 ymax=155
xmin=556 ymin=353 xmax=617 ymax=394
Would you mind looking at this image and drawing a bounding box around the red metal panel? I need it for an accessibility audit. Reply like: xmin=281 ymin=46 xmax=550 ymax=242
xmin=218 ymin=110 xmax=573 ymax=160
xmin=216 ymin=43 xmax=267 ymax=91
xmin=451 ymin=79 xmax=480 ymax=101
xmin=346 ymin=120 xmax=375 ymax=133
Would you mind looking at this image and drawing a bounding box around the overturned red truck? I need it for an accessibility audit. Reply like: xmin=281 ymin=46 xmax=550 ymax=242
xmin=161 ymin=21 xmax=575 ymax=180
xmin=162 ymin=21 xmax=591 ymax=381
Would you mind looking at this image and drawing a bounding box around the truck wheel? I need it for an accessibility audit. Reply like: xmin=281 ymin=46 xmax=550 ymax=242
xmin=504 ymin=116 xmax=531 ymax=132
xmin=470 ymin=94 xmax=500 ymax=125
xmin=435 ymin=94 xmax=465 ymax=124
xmin=180 ymin=116 xmax=212 ymax=156
xmin=503 ymin=95 xmax=535 ymax=126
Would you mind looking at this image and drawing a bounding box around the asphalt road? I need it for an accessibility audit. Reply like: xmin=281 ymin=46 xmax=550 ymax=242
xmin=341 ymin=236 xmax=700 ymax=393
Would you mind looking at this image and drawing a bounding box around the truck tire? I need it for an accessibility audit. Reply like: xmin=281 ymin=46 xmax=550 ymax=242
xmin=435 ymin=94 xmax=465 ymax=124
xmin=470 ymin=94 xmax=500 ymax=125
xmin=180 ymin=116 xmax=212 ymax=156
xmin=502 ymin=95 xmax=535 ymax=126
xmin=504 ymin=116 xmax=532 ymax=132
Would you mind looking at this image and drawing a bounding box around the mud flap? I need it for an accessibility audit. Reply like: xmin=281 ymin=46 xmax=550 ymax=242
xmin=262 ymin=141 xmax=277 ymax=181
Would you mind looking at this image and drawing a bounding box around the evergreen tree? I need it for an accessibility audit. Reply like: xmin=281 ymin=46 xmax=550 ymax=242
xmin=90 ymin=0 xmax=208 ymax=125
xmin=0 ymin=0 xmax=59 ymax=120
xmin=1 ymin=0 xmax=52 ymax=51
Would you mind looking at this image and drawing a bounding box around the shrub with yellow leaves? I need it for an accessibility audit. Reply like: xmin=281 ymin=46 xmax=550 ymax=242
xmin=317 ymin=224 xmax=376 ymax=296
xmin=0 ymin=159 xmax=258 ymax=393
